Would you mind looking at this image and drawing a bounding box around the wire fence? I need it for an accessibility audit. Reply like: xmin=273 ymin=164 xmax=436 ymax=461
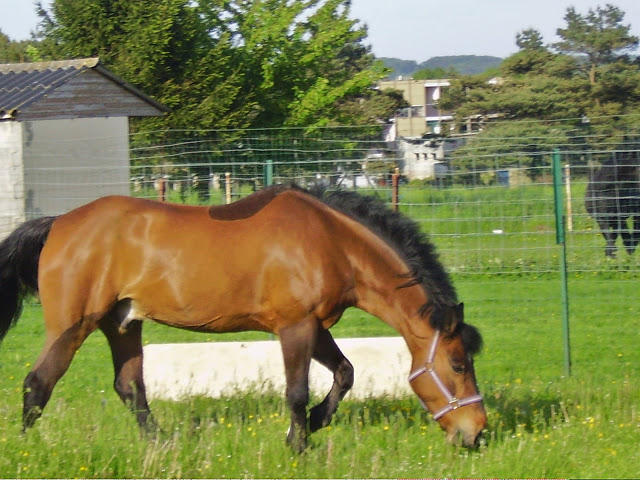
xmin=1 ymin=123 xmax=639 ymax=380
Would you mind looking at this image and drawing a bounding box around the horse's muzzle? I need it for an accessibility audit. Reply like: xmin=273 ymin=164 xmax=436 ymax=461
xmin=445 ymin=417 xmax=487 ymax=449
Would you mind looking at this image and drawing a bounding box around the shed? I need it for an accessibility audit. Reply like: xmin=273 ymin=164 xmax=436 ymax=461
xmin=0 ymin=57 xmax=167 ymax=239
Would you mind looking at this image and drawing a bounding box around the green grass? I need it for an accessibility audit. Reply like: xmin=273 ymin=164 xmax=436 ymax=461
xmin=0 ymin=274 xmax=638 ymax=478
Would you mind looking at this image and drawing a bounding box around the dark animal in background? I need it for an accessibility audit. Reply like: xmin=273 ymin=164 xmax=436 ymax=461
xmin=585 ymin=150 xmax=640 ymax=257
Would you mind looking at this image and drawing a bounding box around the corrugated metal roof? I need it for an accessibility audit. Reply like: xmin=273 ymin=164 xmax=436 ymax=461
xmin=0 ymin=57 xmax=167 ymax=120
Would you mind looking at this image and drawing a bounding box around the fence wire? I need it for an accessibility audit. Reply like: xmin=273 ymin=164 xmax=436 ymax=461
xmin=1 ymin=124 xmax=638 ymax=380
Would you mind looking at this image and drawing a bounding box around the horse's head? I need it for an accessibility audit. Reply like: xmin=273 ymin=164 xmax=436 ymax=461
xmin=408 ymin=303 xmax=487 ymax=448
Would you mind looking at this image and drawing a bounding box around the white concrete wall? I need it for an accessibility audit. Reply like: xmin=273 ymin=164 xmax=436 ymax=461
xmin=0 ymin=122 xmax=25 ymax=239
xmin=400 ymin=139 xmax=445 ymax=180
xmin=143 ymin=337 xmax=414 ymax=401
xmin=22 ymin=117 xmax=131 ymax=217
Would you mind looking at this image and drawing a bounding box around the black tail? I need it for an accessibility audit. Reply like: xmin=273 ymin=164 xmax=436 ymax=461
xmin=0 ymin=216 xmax=57 ymax=342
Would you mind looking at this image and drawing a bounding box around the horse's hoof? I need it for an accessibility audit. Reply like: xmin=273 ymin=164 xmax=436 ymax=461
xmin=285 ymin=423 xmax=308 ymax=453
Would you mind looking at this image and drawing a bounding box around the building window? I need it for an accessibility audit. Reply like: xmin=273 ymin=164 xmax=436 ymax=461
xmin=397 ymin=107 xmax=410 ymax=118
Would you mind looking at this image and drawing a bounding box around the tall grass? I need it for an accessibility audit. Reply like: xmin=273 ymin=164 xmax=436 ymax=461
xmin=0 ymin=277 xmax=638 ymax=479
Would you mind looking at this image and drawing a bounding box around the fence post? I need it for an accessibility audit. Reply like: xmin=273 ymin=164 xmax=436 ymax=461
xmin=264 ymin=159 xmax=274 ymax=188
xmin=392 ymin=167 xmax=400 ymax=212
xmin=552 ymin=149 xmax=572 ymax=377
xmin=564 ymin=164 xmax=573 ymax=232
xmin=156 ymin=177 xmax=166 ymax=202
xmin=225 ymin=172 xmax=232 ymax=204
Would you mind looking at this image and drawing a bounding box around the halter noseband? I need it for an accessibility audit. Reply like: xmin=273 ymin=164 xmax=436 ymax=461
xmin=408 ymin=330 xmax=483 ymax=421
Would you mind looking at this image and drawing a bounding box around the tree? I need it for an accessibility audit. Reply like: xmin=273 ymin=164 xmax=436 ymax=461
xmin=439 ymin=5 xmax=640 ymax=176
xmin=554 ymin=4 xmax=639 ymax=85
xmin=442 ymin=4 xmax=640 ymax=126
xmin=331 ymin=87 xmax=406 ymax=126
xmin=207 ymin=0 xmax=390 ymax=128
xmin=0 ymin=31 xmax=37 ymax=63
xmin=36 ymin=0 xmax=392 ymax=132
xmin=35 ymin=0 xmax=255 ymax=133
xmin=516 ymin=28 xmax=545 ymax=51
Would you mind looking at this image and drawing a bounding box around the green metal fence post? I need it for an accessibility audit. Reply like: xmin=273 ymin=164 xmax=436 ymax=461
xmin=552 ymin=148 xmax=572 ymax=377
xmin=264 ymin=159 xmax=274 ymax=187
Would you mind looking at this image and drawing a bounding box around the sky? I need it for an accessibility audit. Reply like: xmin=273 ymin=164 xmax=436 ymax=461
xmin=2 ymin=0 xmax=640 ymax=61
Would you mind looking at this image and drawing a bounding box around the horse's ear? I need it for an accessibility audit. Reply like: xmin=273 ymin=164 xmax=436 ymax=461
xmin=443 ymin=302 xmax=463 ymax=336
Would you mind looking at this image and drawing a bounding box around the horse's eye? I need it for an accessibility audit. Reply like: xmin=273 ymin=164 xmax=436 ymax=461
xmin=452 ymin=364 xmax=465 ymax=374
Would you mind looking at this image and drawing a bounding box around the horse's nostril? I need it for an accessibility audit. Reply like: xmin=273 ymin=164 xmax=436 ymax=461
xmin=473 ymin=430 xmax=487 ymax=448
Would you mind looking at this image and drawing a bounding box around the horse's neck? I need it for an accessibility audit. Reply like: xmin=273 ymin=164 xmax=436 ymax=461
xmin=342 ymin=221 xmax=429 ymax=342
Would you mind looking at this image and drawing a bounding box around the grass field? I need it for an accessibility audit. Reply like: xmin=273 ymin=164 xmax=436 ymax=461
xmin=0 ymin=180 xmax=638 ymax=478
xmin=0 ymin=274 xmax=638 ymax=478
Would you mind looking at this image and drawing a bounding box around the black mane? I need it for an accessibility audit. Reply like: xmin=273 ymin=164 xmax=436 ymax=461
xmin=311 ymin=187 xmax=458 ymax=329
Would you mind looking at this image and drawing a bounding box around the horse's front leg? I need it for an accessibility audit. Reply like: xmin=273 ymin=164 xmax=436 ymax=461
xmin=279 ymin=317 xmax=318 ymax=453
xmin=309 ymin=329 xmax=354 ymax=433
xmin=624 ymin=215 xmax=640 ymax=255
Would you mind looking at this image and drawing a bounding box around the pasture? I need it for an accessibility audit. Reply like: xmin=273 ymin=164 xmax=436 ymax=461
xmin=0 ymin=179 xmax=638 ymax=478
xmin=0 ymin=283 xmax=637 ymax=479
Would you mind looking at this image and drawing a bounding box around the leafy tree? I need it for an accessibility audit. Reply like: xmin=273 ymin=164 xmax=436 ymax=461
xmin=554 ymin=4 xmax=639 ymax=85
xmin=500 ymin=29 xmax=558 ymax=76
xmin=593 ymin=58 xmax=640 ymax=108
xmin=442 ymin=4 xmax=640 ymax=129
xmin=0 ymin=31 xmax=37 ymax=63
xmin=35 ymin=0 xmax=254 ymax=133
xmin=448 ymin=121 xmax=576 ymax=183
xmin=35 ymin=0 xmax=392 ymax=132
xmin=209 ymin=0 xmax=389 ymax=128
xmin=332 ymin=87 xmax=406 ymax=126
xmin=516 ymin=28 xmax=546 ymax=51
xmin=440 ymin=5 xmax=640 ymax=177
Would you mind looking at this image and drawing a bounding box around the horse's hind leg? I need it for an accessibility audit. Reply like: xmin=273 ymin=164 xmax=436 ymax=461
xmin=633 ymin=216 xmax=640 ymax=254
xmin=309 ymin=329 xmax=354 ymax=433
xmin=99 ymin=314 xmax=153 ymax=430
xmin=23 ymin=320 xmax=98 ymax=430
xmin=599 ymin=219 xmax=619 ymax=257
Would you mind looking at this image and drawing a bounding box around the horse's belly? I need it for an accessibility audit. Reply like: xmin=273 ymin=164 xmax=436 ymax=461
xmin=117 ymin=296 xmax=274 ymax=334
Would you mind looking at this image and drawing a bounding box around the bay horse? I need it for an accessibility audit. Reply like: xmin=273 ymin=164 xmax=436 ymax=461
xmin=0 ymin=185 xmax=486 ymax=451
xmin=585 ymin=150 xmax=640 ymax=257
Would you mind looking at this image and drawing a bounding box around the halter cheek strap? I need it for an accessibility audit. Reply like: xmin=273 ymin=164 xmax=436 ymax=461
xmin=408 ymin=330 xmax=483 ymax=421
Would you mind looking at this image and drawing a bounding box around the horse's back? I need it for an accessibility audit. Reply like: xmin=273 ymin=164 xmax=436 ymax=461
xmin=44 ymin=190 xmax=339 ymax=258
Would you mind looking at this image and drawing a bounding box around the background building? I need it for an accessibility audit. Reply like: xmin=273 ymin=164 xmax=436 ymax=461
xmin=0 ymin=58 xmax=167 ymax=238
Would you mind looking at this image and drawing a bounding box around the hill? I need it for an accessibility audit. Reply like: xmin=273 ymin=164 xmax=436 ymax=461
xmin=380 ymin=55 xmax=503 ymax=78
xmin=378 ymin=58 xmax=420 ymax=78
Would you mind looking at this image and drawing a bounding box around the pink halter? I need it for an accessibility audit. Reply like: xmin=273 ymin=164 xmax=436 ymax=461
xmin=408 ymin=330 xmax=483 ymax=420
